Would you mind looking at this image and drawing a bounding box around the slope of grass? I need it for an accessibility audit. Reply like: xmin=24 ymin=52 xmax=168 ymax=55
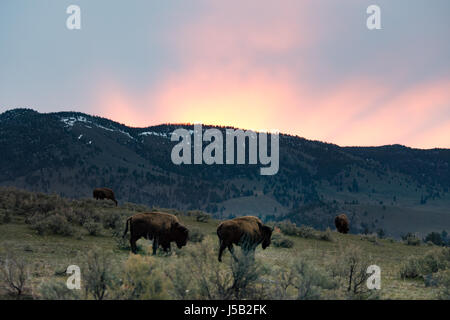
xmin=0 ymin=211 xmax=445 ymax=300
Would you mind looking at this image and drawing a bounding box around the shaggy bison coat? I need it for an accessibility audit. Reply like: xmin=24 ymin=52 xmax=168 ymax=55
xmin=334 ymin=214 xmax=350 ymax=234
xmin=123 ymin=212 xmax=189 ymax=254
xmin=93 ymin=187 xmax=118 ymax=206
xmin=216 ymin=216 xmax=273 ymax=262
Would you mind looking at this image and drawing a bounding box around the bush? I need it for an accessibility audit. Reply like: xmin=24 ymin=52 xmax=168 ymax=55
xmin=292 ymin=259 xmax=336 ymax=300
xmin=318 ymin=228 xmax=334 ymax=242
xmin=188 ymin=228 xmax=205 ymax=243
xmin=405 ymin=235 xmax=421 ymax=246
xmin=360 ymin=234 xmax=379 ymax=244
xmin=195 ymin=211 xmax=211 ymax=223
xmin=402 ymin=232 xmax=421 ymax=246
xmin=271 ymin=233 xmax=294 ymax=248
xmin=275 ymin=221 xmax=300 ymax=236
xmin=84 ymin=220 xmax=102 ymax=236
xmin=102 ymin=212 xmax=122 ymax=230
xmin=0 ymin=249 xmax=29 ymax=296
xmin=399 ymin=256 xmax=422 ymax=279
xmin=165 ymin=258 xmax=195 ymax=299
xmin=38 ymin=279 xmax=81 ymax=300
xmin=271 ymin=258 xmax=336 ymax=300
xmin=437 ymin=270 xmax=450 ymax=299
xmin=400 ymin=248 xmax=450 ymax=279
xmin=115 ymin=254 xmax=168 ymax=299
xmin=179 ymin=239 xmax=268 ymax=300
xmin=112 ymin=226 xmax=130 ymax=251
xmin=424 ymin=232 xmax=443 ymax=246
xmin=83 ymin=248 xmax=116 ymax=300
xmin=297 ymin=226 xmax=316 ymax=239
xmin=30 ymin=213 xmax=75 ymax=236
xmin=331 ymin=245 xmax=373 ymax=296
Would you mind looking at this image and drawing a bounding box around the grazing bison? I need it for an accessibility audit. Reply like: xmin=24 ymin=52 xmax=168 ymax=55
xmin=123 ymin=212 xmax=189 ymax=254
xmin=217 ymin=216 xmax=273 ymax=262
xmin=334 ymin=214 xmax=350 ymax=234
xmin=93 ymin=187 xmax=118 ymax=206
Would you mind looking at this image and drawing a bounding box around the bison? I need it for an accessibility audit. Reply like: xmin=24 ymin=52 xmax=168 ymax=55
xmin=217 ymin=216 xmax=273 ymax=262
xmin=123 ymin=212 xmax=189 ymax=254
xmin=93 ymin=187 xmax=118 ymax=206
xmin=334 ymin=214 xmax=350 ymax=234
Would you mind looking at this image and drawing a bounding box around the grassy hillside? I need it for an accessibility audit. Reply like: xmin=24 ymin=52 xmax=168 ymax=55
xmin=0 ymin=188 xmax=449 ymax=300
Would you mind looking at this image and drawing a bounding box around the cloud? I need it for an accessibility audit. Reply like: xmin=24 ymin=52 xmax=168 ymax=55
xmin=93 ymin=0 xmax=450 ymax=148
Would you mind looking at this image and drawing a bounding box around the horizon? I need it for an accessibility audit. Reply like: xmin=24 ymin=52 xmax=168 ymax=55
xmin=1 ymin=1 xmax=449 ymax=148
xmin=2 ymin=106 xmax=449 ymax=151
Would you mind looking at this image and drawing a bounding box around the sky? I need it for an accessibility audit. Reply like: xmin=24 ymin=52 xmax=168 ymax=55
xmin=0 ymin=0 xmax=449 ymax=148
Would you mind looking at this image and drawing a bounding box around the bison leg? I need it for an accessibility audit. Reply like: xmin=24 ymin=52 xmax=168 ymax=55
xmin=130 ymin=236 xmax=139 ymax=254
xmin=218 ymin=241 xmax=227 ymax=262
xmin=162 ymin=243 xmax=170 ymax=254
xmin=228 ymin=244 xmax=238 ymax=262
xmin=152 ymin=238 xmax=159 ymax=255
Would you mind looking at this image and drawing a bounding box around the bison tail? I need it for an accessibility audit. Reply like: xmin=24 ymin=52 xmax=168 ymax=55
xmin=123 ymin=217 xmax=131 ymax=238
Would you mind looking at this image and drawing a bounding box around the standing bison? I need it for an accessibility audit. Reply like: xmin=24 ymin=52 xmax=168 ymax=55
xmin=217 ymin=216 xmax=273 ymax=262
xmin=93 ymin=187 xmax=118 ymax=206
xmin=123 ymin=212 xmax=189 ymax=254
xmin=334 ymin=214 xmax=350 ymax=234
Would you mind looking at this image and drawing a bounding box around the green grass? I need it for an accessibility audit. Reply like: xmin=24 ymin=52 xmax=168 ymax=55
xmin=0 ymin=211 xmax=443 ymax=300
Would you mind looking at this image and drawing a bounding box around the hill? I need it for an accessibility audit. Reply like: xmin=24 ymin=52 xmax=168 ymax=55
xmin=0 ymin=188 xmax=449 ymax=300
xmin=1 ymin=108 xmax=450 ymax=237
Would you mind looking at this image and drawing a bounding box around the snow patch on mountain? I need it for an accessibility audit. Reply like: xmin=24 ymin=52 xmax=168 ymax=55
xmin=60 ymin=116 xmax=135 ymax=140
xmin=139 ymin=131 xmax=172 ymax=139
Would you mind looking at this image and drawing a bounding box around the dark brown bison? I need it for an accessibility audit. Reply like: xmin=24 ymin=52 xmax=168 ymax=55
xmin=123 ymin=212 xmax=189 ymax=254
xmin=93 ymin=187 xmax=117 ymax=206
xmin=217 ymin=216 xmax=273 ymax=262
xmin=334 ymin=214 xmax=350 ymax=234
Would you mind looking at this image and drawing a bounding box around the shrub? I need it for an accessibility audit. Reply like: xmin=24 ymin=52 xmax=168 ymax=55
xmin=437 ymin=270 xmax=450 ymax=300
xmin=318 ymin=228 xmax=334 ymax=242
xmin=112 ymin=227 xmax=130 ymax=251
xmin=292 ymin=259 xmax=336 ymax=300
xmin=195 ymin=211 xmax=211 ymax=223
xmin=115 ymin=254 xmax=168 ymax=300
xmin=402 ymin=232 xmax=421 ymax=246
xmin=188 ymin=228 xmax=205 ymax=243
xmin=271 ymin=258 xmax=336 ymax=300
xmin=400 ymin=248 xmax=450 ymax=279
xmin=275 ymin=221 xmax=300 ymax=236
xmin=424 ymin=232 xmax=443 ymax=246
xmin=83 ymin=248 xmax=116 ymax=300
xmin=331 ymin=245 xmax=373 ymax=296
xmin=404 ymin=235 xmax=421 ymax=246
xmin=297 ymin=226 xmax=316 ymax=239
xmin=0 ymin=250 xmax=29 ymax=296
xmin=38 ymin=279 xmax=81 ymax=300
xmin=102 ymin=212 xmax=123 ymax=230
xmin=180 ymin=239 xmax=267 ymax=300
xmin=399 ymin=256 xmax=422 ymax=279
xmin=30 ymin=213 xmax=75 ymax=236
xmin=165 ymin=258 xmax=195 ymax=299
xmin=271 ymin=233 xmax=294 ymax=248
xmin=84 ymin=220 xmax=102 ymax=236
xmin=360 ymin=234 xmax=379 ymax=244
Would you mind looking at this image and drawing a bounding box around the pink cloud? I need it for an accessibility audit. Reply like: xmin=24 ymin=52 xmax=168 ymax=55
xmin=92 ymin=1 xmax=450 ymax=149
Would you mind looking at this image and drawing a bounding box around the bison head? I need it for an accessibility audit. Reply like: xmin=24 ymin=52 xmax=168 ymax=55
xmin=172 ymin=222 xmax=189 ymax=248
xmin=261 ymin=225 xmax=273 ymax=249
